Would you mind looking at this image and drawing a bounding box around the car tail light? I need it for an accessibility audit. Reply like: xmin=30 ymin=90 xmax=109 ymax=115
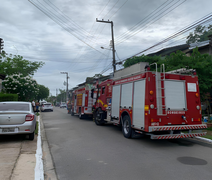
xmin=42 ymin=105 xmax=44 ymax=107
xmin=26 ymin=114 xmax=34 ymax=121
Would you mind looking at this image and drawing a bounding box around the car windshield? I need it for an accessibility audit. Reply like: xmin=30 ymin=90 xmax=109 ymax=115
xmin=0 ymin=103 xmax=30 ymax=111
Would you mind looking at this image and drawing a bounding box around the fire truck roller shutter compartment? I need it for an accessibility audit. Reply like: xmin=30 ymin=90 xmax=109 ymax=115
xmin=111 ymin=85 xmax=121 ymax=119
xmin=164 ymin=80 xmax=186 ymax=110
xmin=74 ymin=95 xmax=77 ymax=113
xmin=121 ymin=83 xmax=133 ymax=109
xmin=82 ymin=93 xmax=85 ymax=107
xmin=133 ymin=80 xmax=146 ymax=129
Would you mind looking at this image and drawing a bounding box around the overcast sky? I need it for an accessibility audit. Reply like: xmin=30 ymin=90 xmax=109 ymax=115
xmin=1 ymin=0 xmax=212 ymax=96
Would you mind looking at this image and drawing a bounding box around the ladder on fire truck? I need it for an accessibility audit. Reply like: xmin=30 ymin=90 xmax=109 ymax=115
xmin=150 ymin=63 xmax=167 ymax=116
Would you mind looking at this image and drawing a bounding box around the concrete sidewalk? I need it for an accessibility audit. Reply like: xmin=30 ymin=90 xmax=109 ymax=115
xmin=0 ymin=132 xmax=37 ymax=180
xmin=0 ymin=114 xmax=57 ymax=180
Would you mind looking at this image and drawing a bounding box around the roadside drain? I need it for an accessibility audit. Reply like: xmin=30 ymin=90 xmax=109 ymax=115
xmin=177 ymin=156 xmax=207 ymax=165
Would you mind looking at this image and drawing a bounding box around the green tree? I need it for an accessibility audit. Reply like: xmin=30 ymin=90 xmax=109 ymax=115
xmin=37 ymin=85 xmax=49 ymax=101
xmin=2 ymin=73 xmax=39 ymax=101
xmin=186 ymin=25 xmax=212 ymax=44
xmin=160 ymin=48 xmax=212 ymax=97
xmin=56 ymin=89 xmax=66 ymax=102
xmin=123 ymin=55 xmax=161 ymax=68
xmin=0 ymin=53 xmax=44 ymax=76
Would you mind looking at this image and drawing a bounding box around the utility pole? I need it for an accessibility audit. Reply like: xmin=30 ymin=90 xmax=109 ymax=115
xmin=96 ymin=18 xmax=116 ymax=72
xmin=208 ymin=34 xmax=212 ymax=56
xmin=0 ymin=38 xmax=4 ymax=54
xmin=60 ymin=72 xmax=69 ymax=102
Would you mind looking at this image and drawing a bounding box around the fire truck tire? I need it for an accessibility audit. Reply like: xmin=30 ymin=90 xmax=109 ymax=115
xmin=79 ymin=112 xmax=84 ymax=119
xmin=71 ymin=109 xmax=74 ymax=116
xmin=94 ymin=109 xmax=105 ymax=126
xmin=122 ymin=115 xmax=132 ymax=138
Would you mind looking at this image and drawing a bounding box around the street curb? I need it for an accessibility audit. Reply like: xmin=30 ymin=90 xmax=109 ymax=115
xmin=40 ymin=114 xmax=58 ymax=180
xmin=195 ymin=136 xmax=212 ymax=143
xmin=35 ymin=116 xmax=44 ymax=180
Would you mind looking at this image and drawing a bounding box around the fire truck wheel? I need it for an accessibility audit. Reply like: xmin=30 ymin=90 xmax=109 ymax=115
xmin=79 ymin=112 xmax=83 ymax=119
xmin=71 ymin=109 xmax=74 ymax=116
xmin=95 ymin=109 xmax=105 ymax=126
xmin=122 ymin=115 xmax=132 ymax=138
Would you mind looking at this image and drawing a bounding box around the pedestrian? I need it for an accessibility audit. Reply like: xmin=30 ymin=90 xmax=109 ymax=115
xmin=32 ymin=99 xmax=35 ymax=112
xmin=36 ymin=101 xmax=40 ymax=112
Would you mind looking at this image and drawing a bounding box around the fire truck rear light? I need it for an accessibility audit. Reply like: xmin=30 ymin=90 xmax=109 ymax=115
xmin=150 ymin=97 xmax=154 ymax=102
xmin=150 ymin=104 xmax=154 ymax=109
xmin=151 ymin=118 xmax=159 ymax=122
xmin=149 ymin=91 xmax=154 ymax=95
xmin=165 ymin=74 xmax=169 ymax=79
xmin=193 ymin=70 xmax=197 ymax=75
xmin=193 ymin=118 xmax=200 ymax=122
xmin=196 ymin=105 xmax=200 ymax=110
xmin=85 ymin=108 xmax=88 ymax=110
xmin=195 ymin=93 xmax=199 ymax=97
xmin=142 ymin=73 xmax=146 ymax=78
xmin=180 ymin=75 xmax=185 ymax=80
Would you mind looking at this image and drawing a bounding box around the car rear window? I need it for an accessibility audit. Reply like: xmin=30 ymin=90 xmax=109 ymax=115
xmin=44 ymin=104 xmax=51 ymax=106
xmin=0 ymin=103 xmax=30 ymax=111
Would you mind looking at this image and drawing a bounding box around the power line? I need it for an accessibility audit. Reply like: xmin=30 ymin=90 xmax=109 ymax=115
xmin=28 ymin=0 xmax=107 ymax=57
xmin=115 ymin=0 xmax=186 ymax=45
xmin=121 ymin=12 xmax=212 ymax=61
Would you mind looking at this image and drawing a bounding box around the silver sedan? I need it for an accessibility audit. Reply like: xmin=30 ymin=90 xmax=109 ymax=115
xmin=0 ymin=101 xmax=36 ymax=140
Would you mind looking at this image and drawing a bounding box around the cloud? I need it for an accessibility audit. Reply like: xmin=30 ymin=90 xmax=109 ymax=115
xmin=1 ymin=0 xmax=212 ymax=96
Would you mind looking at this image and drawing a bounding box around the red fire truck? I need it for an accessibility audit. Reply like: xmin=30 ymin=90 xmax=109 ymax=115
xmin=70 ymin=83 xmax=95 ymax=119
xmin=93 ymin=62 xmax=207 ymax=139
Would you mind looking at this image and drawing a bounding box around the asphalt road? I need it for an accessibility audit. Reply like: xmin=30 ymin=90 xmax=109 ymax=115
xmin=42 ymin=107 xmax=212 ymax=180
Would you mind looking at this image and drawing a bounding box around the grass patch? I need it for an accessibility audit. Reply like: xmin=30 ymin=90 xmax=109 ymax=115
xmin=206 ymin=127 xmax=212 ymax=131
xmin=202 ymin=134 xmax=212 ymax=140
xmin=36 ymin=112 xmax=40 ymax=116
xmin=35 ymin=121 xmax=38 ymax=135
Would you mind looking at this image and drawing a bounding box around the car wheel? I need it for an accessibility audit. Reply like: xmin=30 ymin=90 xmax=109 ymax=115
xmin=94 ymin=108 xmax=105 ymax=126
xmin=28 ymin=132 xmax=35 ymax=141
xmin=122 ymin=115 xmax=132 ymax=138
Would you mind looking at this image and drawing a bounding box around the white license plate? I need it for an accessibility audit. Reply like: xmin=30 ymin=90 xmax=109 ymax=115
xmin=2 ymin=128 xmax=15 ymax=132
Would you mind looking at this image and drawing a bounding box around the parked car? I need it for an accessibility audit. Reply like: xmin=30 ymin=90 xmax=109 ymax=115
xmin=40 ymin=101 xmax=47 ymax=106
xmin=55 ymin=102 xmax=60 ymax=107
xmin=40 ymin=102 xmax=53 ymax=112
xmin=60 ymin=103 xmax=67 ymax=108
xmin=0 ymin=101 xmax=36 ymax=140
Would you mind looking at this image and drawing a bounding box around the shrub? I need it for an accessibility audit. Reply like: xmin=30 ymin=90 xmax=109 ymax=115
xmin=0 ymin=93 xmax=18 ymax=102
